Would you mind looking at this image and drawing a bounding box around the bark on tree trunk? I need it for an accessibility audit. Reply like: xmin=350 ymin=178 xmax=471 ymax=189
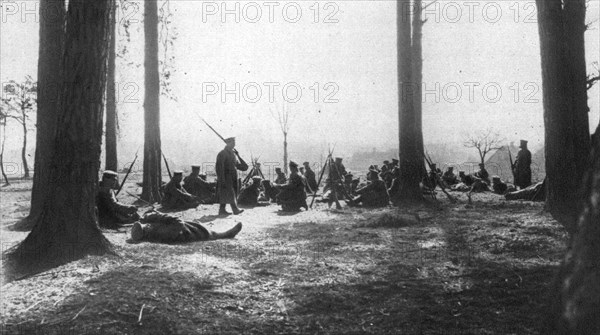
xmin=7 ymin=0 xmax=114 ymax=272
xmin=548 ymin=126 xmax=600 ymax=334
xmin=141 ymin=0 xmax=163 ymax=203
xmin=412 ymin=0 xmax=426 ymax=179
xmin=21 ymin=107 xmax=29 ymax=178
xmin=23 ymin=0 xmax=66 ymax=229
xmin=564 ymin=0 xmax=590 ymax=175
xmin=395 ymin=0 xmax=423 ymax=203
xmin=105 ymin=0 xmax=118 ymax=173
xmin=536 ymin=0 xmax=589 ymax=233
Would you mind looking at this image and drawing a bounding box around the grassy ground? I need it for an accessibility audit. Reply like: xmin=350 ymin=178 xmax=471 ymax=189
xmin=0 ymin=180 xmax=567 ymax=334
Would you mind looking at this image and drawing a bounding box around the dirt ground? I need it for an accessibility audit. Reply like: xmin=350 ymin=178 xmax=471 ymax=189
xmin=0 ymin=178 xmax=567 ymax=334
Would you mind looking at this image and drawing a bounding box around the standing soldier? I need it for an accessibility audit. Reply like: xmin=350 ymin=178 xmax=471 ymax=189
xmin=513 ymin=139 xmax=532 ymax=189
xmin=216 ymin=137 xmax=248 ymax=215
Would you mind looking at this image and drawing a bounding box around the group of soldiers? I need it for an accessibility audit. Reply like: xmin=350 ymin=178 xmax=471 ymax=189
xmin=424 ymin=139 xmax=542 ymax=200
xmin=96 ymin=137 xmax=539 ymax=244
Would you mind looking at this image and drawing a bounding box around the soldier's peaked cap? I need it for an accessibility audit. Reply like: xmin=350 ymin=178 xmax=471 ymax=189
xmin=289 ymin=161 xmax=299 ymax=168
xmin=191 ymin=165 xmax=201 ymax=169
xmin=224 ymin=137 xmax=235 ymax=143
xmin=173 ymin=170 xmax=183 ymax=175
xmin=335 ymin=157 xmax=343 ymax=161
xmin=303 ymin=161 xmax=310 ymax=165
xmin=252 ymin=176 xmax=262 ymax=182
xmin=392 ymin=158 xmax=399 ymax=163
xmin=103 ymin=170 xmax=118 ymax=178
xmin=519 ymin=139 xmax=528 ymax=148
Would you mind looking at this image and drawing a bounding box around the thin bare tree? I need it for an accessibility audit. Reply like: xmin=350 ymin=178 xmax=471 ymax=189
xmin=1 ymin=76 xmax=37 ymax=178
xmin=462 ymin=128 xmax=505 ymax=165
xmin=270 ymin=103 xmax=294 ymax=174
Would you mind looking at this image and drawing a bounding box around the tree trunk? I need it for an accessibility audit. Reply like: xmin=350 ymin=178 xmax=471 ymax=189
xmin=7 ymin=0 xmax=114 ymax=272
xmin=105 ymin=0 xmax=118 ymax=172
xmin=536 ymin=0 xmax=589 ymax=233
xmin=21 ymin=107 xmax=29 ymax=178
xmin=141 ymin=0 xmax=162 ymax=203
xmin=412 ymin=0 xmax=426 ymax=178
xmin=395 ymin=0 xmax=422 ymax=203
xmin=563 ymin=0 xmax=590 ymax=175
xmin=0 ymin=122 xmax=9 ymax=185
xmin=283 ymin=132 xmax=288 ymax=174
xmin=23 ymin=0 xmax=66 ymax=229
xmin=548 ymin=125 xmax=600 ymax=334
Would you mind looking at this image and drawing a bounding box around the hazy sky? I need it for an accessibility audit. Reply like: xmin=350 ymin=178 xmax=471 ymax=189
xmin=1 ymin=0 xmax=599 ymax=165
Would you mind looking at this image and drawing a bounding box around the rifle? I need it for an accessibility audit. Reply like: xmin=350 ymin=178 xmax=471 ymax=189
xmin=200 ymin=118 xmax=248 ymax=171
xmin=507 ymin=146 xmax=516 ymax=182
xmin=423 ymin=151 xmax=457 ymax=203
xmin=162 ymin=152 xmax=172 ymax=179
xmin=116 ymin=148 xmax=139 ymax=196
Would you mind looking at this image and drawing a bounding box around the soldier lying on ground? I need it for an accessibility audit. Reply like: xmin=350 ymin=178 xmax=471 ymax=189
xmin=131 ymin=211 xmax=242 ymax=243
xmin=275 ymin=161 xmax=308 ymax=212
xmin=505 ymin=179 xmax=545 ymax=201
xmin=183 ymin=165 xmax=217 ymax=204
xmin=347 ymin=169 xmax=389 ymax=207
xmin=97 ymin=170 xmax=140 ymax=229
xmin=455 ymin=171 xmax=489 ymax=193
xmin=162 ymin=171 xmax=202 ymax=210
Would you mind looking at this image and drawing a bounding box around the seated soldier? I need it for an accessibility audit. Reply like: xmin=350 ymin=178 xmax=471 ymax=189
xmin=380 ymin=161 xmax=390 ymax=175
xmin=423 ymin=164 xmax=440 ymax=190
xmin=505 ymin=179 xmax=545 ymax=202
xmin=442 ymin=167 xmax=459 ymax=186
xmin=348 ymin=170 xmax=389 ymax=207
xmin=275 ymin=167 xmax=287 ymax=185
xmin=387 ymin=166 xmax=401 ymax=198
xmin=458 ymin=171 xmax=489 ymax=193
xmin=260 ymin=180 xmax=279 ymax=202
xmin=238 ymin=177 xmax=269 ymax=207
xmin=458 ymin=171 xmax=476 ymax=186
xmin=303 ymin=162 xmax=318 ymax=193
xmin=97 ymin=170 xmax=140 ymax=229
xmin=162 ymin=171 xmax=202 ymax=210
xmin=474 ymin=163 xmax=491 ymax=184
xmin=183 ymin=165 xmax=217 ymax=204
xmin=275 ymin=161 xmax=308 ymax=211
xmin=492 ymin=176 xmax=508 ymax=195
xmin=344 ymin=173 xmax=355 ymax=195
xmin=131 ymin=210 xmax=242 ymax=243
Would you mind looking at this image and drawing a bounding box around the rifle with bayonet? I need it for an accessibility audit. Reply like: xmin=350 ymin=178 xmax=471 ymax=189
xmin=116 ymin=148 xmax=139 ymax=196
xmin=162 ymin=152 xmax=172 ymax=179
xmin=200 ymin=118 xmax=249 ymax=171
xmin=507 ymin=146 xmax=516 ymax=183
xmin=424 ymin=151 xmax=457 ymax=203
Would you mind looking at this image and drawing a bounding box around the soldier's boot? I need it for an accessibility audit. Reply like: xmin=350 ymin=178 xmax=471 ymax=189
xmin=130 ymin=222 xmax=147 ymax=242
xmin=212 ymin=222 xmax=243 ymax=239
xmin=232 ymin=203 xmax=244 ymax=215
xmin=218 ymin=204 xmax=231 ymax=216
